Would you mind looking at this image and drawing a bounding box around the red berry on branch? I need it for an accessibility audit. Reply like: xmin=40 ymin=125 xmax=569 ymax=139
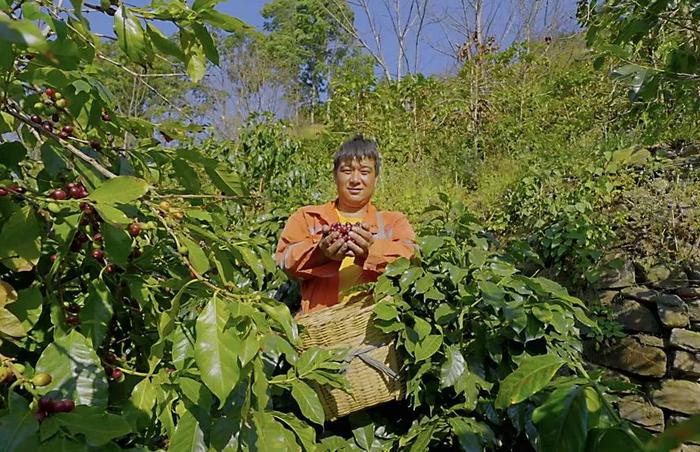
xmin=45 ymin=87 xmax=56 ymax=98
xmin=66 ymin=314 xmax=80 ymax=327
xmin=101 ymin=112 xmax=111 ymax=121
xmin=50 ymin=254 xmax=58 ymax=263
xmin=61 ymin=125 xmax=73 ymax=135
xmin=92 ymin=233 xmax=102 ymax=242
xmin=0 ymin=187 xmax=7 ymax=197
xmin=65 ymin=182 xmax=77 ymax=190
xmin=69 ymin=186 xmax=82 ymax=198
xmin=80 ymin=202 xmax=94 ymax=214
xmin=111 ymin=368 xmax=123 ymax=380
xmin=89 ymin=140 xmax=102 ymax=151
xmin=53 ymin=399 xmax=75 ymax=413
xmin=91 ymin=249 xmax=104 ymax=260
xmin=76 ymin=232 xmax=89 ymax=243
xmin=128 ymin=223 xmax=141 ymax=237
xmin=105 ymin=264 xmax=115 ymax=274
xmin=9 ymin=184 xmax=25 ymax=194
xmin=38 ymin=396 xmax=55 ymax=413
xmin=31 ymin=114 xmax=41 ymax=123
xmin=59 ymin=131 xmax=69 ymax=139
xmin=41 ymin=121 xmax=53 ymax=132
xmin=65 ymin=303 xmax=80 ymax=314
xmin=50 ymin=189 xmax=67 ymax=200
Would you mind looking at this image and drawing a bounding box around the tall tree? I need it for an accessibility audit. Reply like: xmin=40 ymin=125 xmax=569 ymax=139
xmin=261 ymin=0 xmax=358 ymax=120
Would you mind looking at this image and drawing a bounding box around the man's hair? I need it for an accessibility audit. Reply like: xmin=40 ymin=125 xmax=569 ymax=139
xmin=333 ymin=135 xmax=382 ymax=175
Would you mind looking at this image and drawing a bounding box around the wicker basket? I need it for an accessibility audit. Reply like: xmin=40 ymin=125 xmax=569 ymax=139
xmin=296 ymin=294 xmax=404 ymax=421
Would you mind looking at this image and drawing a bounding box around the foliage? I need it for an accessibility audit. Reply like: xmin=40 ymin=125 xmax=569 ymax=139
xmin=362 ymin=197 xmax=646 ymax=451
xmin=262 ymin=0 xmax=358 ymax=113
xmin=580 ymin=0 xmax=700 ymax=102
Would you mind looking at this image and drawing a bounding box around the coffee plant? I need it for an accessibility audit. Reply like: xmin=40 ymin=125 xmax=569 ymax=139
xmin=0 ymin=1 xmax=698 ymax=451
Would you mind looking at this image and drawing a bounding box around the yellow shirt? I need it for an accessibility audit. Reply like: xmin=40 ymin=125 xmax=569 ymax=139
xmin=336 ymin=210 xmax=365 ymax=302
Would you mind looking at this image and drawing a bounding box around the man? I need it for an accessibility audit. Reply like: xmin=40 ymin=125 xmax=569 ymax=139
xmin=275 ymin=136 xmax=417 ymax=314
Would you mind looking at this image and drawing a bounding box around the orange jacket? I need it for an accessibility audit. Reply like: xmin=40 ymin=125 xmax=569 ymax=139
xmin=275 ymin=199 xmax=417 ymax=313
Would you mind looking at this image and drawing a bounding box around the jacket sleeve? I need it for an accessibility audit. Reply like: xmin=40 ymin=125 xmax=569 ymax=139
xmin=275 ymin=208 xmax=340 ymax=280
xmin=361 ymin=213 xmax=417 ymax=274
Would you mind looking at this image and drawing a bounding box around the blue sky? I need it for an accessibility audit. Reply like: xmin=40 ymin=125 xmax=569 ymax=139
xmin=89 ymin=1 xmax=579 ymax=78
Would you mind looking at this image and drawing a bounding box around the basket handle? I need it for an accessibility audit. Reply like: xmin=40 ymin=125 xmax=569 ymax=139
xmin=346 ymin=345 xmax=400 ymax=380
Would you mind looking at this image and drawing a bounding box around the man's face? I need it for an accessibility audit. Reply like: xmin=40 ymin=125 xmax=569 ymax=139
xmin=334 ymin=157 xmax=377 ymax=208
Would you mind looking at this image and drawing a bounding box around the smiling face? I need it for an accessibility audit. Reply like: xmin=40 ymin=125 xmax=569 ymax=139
xmin=334 ymin=157 xmax=378 ymax=211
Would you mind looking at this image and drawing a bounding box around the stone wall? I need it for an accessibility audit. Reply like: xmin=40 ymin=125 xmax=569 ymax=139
xmin=588 ymin=260 xmax=700 ymax=450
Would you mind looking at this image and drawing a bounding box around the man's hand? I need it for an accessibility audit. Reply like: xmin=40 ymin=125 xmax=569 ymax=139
xmin=319 ymin=226 xmax=349 ymax=261
xmin=346 ymin=223 xmax=374 ymax=259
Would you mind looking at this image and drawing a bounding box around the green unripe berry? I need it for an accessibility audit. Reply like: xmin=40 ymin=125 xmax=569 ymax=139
xmin=47 ymin=202 xmax=61 ymax=214
xmin=13 ymin=363 xmax=25 ymax=374
xmin=33 ymin=102 xmax=45 ymax=111
xmin=53 ymin=92 xmax=62 ymax=100
xmin=178 ymin=246 xmax=189 ymax=256
xmin=32 ymin=373 xmax=52 ymax=387
xmin=0 ymin=366 xmax=12 ymax=383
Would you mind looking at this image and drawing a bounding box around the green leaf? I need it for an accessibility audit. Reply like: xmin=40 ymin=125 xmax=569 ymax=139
xmin=182 ymin=30 xmax=206 ymax=83
xmin=194 ymin=297 xmax=239 ymax=405
xmin=448 ymin=418 xmax=482 ymax=452
xmin=192 ymin=23 xmax=218 ymax=65
xmin=352 ymin=423 xmax=375 ymax=450
xmin=409 ymin=424 xmax=435 ymax=452
xmin=0 ymin=307 xmax=26 ymax=337
xmin=0 ymin=142 xmax=26 ymax=172
xmin=290 ymin=380 xmax=325 ymax=425
xmin=415 ymin=274 xmax=435 ymax=295
xmin=374 ymin=301 xmax=399 ymax=321
xmin=0 ymin=13 xmax=48 ymax=51
xmin=532 ymin=385 xmax=588 ymax=452
xmin=586 ymin=428 xmax=646 ymax=452
xmin=179 ymin=377 xmax=213 ymax=409
xmin=113 ymin=4 xmax=151 ymax=64
xmin=252 ymin=412 xmax=300 ymax=451
xmin=385 ymin=257 xmax=410 ymax=277
xmin=271 ymin=411 xmax=316 ymax=451
xmin=234 ymin=245 xmax=265 ymax=288
xmin=125 ymin=378 xmax=156 ymax=431
xmin=146 ymin=24 xmax=185 ymax=61
xmin=51 ymin=406 xmax=131 ymax=446
xmin=89 ymin=176 xmax=149 ymax=205
xmin=199 ymin=10 xmax=249 ymax=33
xmin=0 ymin=205 xmax=41 ymax=271
xmin=414 ymin=334 xmax=443 ymax=362
xmin=94 ymin=204 xmax=130 ymax=227
xmin=80 ymin=279 xmax=113 ymax=348
xmin=495 ymin=354 xmax=565 ymax=409
xmin=35 ymin=330 xmax=109 ymax=408
xmin=419 ymin=235 xmax=445 ymax=257
xmin=180 ymin=236 xmax=210 ymax=274
xmin=168 ymin=411 xmax=206 ymax=452
xmin=646 ymin=414 xmax=700 ymax=452
xmin=260 ymin=301 xmax=298 ymax=344
xmin=440 ymin=346 xmax=466 ymax=388
xmin=399 ymin=267 xmax=424 ymax=291
xmin=5 ymin=286 xmax=42 ymax=332
xmin=0 ymin=408 xmax=39 ymax=452
xmin=101 ymin=223 xmax=131 ymax=268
